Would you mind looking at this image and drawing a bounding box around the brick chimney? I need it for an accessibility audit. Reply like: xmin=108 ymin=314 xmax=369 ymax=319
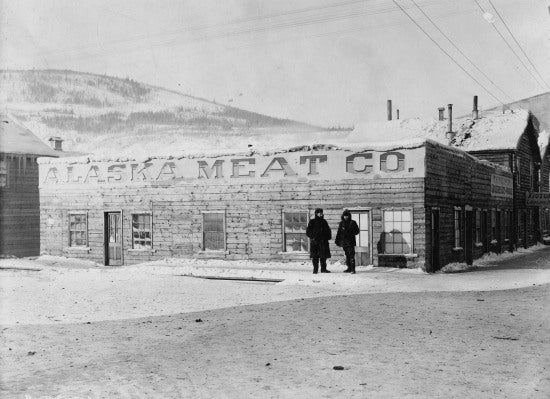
xmin=438 ymin=107 xmax=445 ymax=121
xmin=387 ymin=100 xmax=392 ymax=121
xmin=472 ymin=95 xmax=479 ymax=119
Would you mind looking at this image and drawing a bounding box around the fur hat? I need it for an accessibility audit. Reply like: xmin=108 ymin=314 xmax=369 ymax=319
xmin=315 ymin=208 xmax=324 ymax=214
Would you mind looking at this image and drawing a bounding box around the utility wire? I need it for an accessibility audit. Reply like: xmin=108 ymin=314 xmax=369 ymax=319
xmin=22 ymin=0 xmax=446 ymax=59
xmin=473 ymin=0 xmax=547 ymax=91
xmin=391 ymin=0 xmax=505 ymax=104
xmin=487 ymin=0 xmax=550 ymax=90
xmin=410 ymin=0 xmax=513 ymax=101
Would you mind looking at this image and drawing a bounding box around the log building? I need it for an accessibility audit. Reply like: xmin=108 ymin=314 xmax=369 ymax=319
xmin=38 ymin=139 xmax=513 ymax=271
xmin=0 ymin=115 xmax=58 ymax=257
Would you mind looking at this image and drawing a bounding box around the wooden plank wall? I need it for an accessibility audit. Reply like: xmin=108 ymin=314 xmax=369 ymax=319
xmin=425 ymin=142 xmax=513 ymax=270
xmin=0 ymin=154 xmax=41 ymax=257
xmin=40 ymin=177 xmax=426 ymax=267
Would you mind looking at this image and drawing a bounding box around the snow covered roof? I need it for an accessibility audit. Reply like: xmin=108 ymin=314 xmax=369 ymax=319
xmin=352 ymin=109 xmax=532 ymax=152
xmin=0 ymin=114 xmax=59 ymax=156
xmin=538 ymin=129 xmax=550 ymax=159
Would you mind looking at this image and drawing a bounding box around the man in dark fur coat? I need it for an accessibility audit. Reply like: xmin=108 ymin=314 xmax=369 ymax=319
xmin=306 ymin=208 xmax=332 ymax=274
xmin=335 ymin=210 xmax=360 ymax=273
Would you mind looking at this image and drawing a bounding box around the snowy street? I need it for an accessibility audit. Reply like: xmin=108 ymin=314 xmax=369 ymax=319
xmin=1 ymin=247 xmax=550 ymax=398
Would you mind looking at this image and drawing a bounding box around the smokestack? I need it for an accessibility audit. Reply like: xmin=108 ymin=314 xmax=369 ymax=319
xmin=438 ymin=107 xmax=445 ymax=121
xmin=447 ymin=104 xmax=453 ymax=132
xmin=472 ymin=95 xmax=479 ymax=119
xmin=387 ymin=100 xmax=392 ymax=121
xmin=396 ymin=109 xmax=400 ymax=120
xmin=445 ymin=104 xmax=455 ymax=144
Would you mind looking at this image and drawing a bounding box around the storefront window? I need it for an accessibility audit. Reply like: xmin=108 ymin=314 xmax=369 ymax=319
xmin=132 ymin=213 xmax=152 ymax=249
xmin=383 ymin=210 xmax=412 ymax=254
xmin=283 ymin=212 xmax=309 ymax=252
xmin=454 ymin=207 xmax=463 ymax=248
xmin=69 ymin=213 xmax=87 ymax=247
xmin=202 ymin=212 xmax=225 ymax=250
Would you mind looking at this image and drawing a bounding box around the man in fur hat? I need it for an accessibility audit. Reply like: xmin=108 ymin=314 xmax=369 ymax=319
xmin=306 ymin=208 xmax=332 ymax=274
xmin=335 ymin=210 xmax=360 ymax=273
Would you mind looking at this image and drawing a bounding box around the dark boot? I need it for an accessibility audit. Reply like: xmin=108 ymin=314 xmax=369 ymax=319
xmin=312 ymin=258 xmax=319 ymax=274
xmin=320 ymin=259 xmax=330 ymax=273
xmin=350 ymin=258 xmax=356 ymax=274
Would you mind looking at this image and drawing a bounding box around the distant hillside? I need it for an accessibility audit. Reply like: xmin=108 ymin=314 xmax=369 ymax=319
xmin=487 ymin=91 xmax=550 ymax=133
xmin=0 ymin=69 xmax=323 ymax=154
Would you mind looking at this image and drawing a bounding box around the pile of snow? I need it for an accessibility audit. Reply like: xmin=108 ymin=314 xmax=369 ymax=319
xmin=439 ymin=244 xmax=546 ymax=273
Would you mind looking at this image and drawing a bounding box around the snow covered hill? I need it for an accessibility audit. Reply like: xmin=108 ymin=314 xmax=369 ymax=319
xmin=0 ymin=69 xmax=323 ymax=156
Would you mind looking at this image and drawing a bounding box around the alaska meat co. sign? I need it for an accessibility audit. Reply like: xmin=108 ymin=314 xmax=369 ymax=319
xmin=40 ymin=148 xmax=426 ymax=186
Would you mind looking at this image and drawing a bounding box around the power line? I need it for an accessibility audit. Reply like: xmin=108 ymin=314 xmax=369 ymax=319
xmin=391 ymin=0 xmax=506 ymax=104
xmin=487 ymin=0 xmax=550 ymax=90
xmin=473 ymin=0 xmax=547 ymax=91
xmin=21 ymin=0 xmax=446 ymax=60
xmin=410 ymin=0 xmax=513 ymax=101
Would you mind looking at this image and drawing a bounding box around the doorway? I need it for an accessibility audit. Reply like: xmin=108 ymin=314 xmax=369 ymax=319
xmin=104 ymin=211 xmax=123 ymax=266
xmin=349 ymin=210 xmax=371 ymax=266
xmin=430 ymin=208 xmax=440 ymax=272
xmin=465 ymin=209 xmax=473 ymax=265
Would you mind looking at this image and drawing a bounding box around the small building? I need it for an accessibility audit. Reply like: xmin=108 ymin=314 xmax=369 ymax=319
xmin=0 ymin=114 xmax=58 ymax=257
xmin=38 ymin=139 xmax=512 ymax=271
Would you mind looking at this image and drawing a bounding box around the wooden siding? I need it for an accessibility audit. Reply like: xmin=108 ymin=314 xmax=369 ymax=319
xmin=425 ymin=142 xmax=513 ymax=271
xmin=40 ymin=178 xmax=426 ymax=267
xmin=0 ymin=154 xmax=41 ymax=257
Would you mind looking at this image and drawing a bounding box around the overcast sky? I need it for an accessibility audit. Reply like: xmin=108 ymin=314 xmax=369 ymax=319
xmin=0 ymin=0 xmax=549 ymax=126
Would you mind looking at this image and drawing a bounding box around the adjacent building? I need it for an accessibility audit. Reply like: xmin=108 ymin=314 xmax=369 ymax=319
xmin=0 ymin=114 xmax=58 ymax=257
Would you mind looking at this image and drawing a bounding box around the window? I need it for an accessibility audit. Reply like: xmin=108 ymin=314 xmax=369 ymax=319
xmin=202 ymin=212 xmax=225 ymax=250
xmin=132 ymin=213 xmax=152 ymax=249
xmin=0 ymin=157 xmax=7 ymax=187
xmin=454 ymin=207 xmax=463 ymax=248
xmin=475 ymin=210 xmax=482 ymax=244
xmin=69 ymin=213 xmax=87 ymax=247
xmin=283 ymin=211 xmax=309 ymax=252
xmin=382 ymin=209 xmax=412 ymax=254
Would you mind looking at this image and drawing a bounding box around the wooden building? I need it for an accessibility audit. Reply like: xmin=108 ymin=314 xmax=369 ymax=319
xmin=0 ymin=115 xmax=58 ymax=257
xmin=38 ymin=139 xmax=512 ymax=271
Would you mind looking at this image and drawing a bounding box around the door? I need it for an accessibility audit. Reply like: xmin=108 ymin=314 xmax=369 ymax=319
xmin=430 ymin=209 xmax=440 ymax=272
xmin=350 ymin=210 xmax=371 ymax=266
xmin=105 ymin=212 xmax=123 ymax=266
xmin=465 ymin=210 xmax=473 ymax=265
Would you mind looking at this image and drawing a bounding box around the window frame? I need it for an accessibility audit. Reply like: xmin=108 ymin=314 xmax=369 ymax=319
xmin=381 ymin=208 xmax=413 ymax=255
xmin=68 ymin=211 xmax=88 ymax=247
xmin=201 ymin=210 xmax=226 ymax=251
xmin=282 ymin=210 xmax=310 ymax=253
xmin=131 ymin=212 xmax=153 ymax=250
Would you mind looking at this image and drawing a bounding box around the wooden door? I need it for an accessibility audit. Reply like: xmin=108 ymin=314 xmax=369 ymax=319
xmin=350 ymin=210 xmax=371 ymax=266
xmin=430 ymin=209 xmax=440 ymax=272
xmin=105 ymin=212 xmax=123 ymax=266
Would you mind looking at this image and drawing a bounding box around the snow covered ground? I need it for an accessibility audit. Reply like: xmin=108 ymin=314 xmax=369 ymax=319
xmin=1 ymin=246 xmax=550 ymax=326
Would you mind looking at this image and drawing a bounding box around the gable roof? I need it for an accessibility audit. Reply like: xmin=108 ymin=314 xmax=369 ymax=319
xmin=0 ymin=114 xmax=59 ymax=157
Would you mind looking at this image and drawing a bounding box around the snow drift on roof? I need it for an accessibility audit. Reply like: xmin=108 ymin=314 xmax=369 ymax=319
xmin=352 ymin=109 xmax=531 ymax=152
